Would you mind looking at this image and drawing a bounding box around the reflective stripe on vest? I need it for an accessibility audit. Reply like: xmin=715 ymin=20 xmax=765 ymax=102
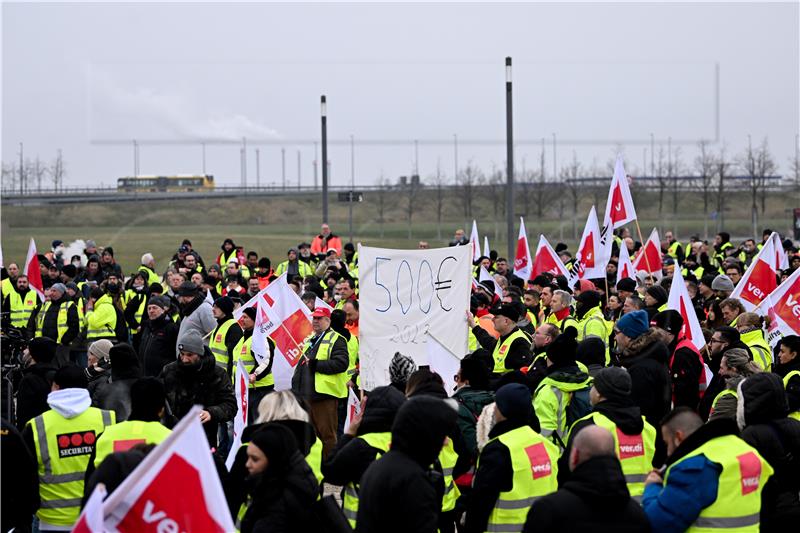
xmin=9 ymin=290 xmax=37 ymax=328
xmin=572 ymin=412 xmax=656 ymax=498
xmin=35 ymin=301 xmax=74 ymax=343
xmin=482 ymin=426 xmax=559 ymax=531
xmin=209 ymin=318 xmax=238 ymax=371
xmin=491 ymin=329 xmax=531 ymax=374
xmin=783 ymin=370 xmax=800 ymax=419
xmin=94 ymin=420 xmax=171 ymax=467
xmin=665 ymin=434 xmax=773 ymax=532
xmin=740 ymin=329 xmax=772 ymax=372
xmin=312 ymin=329 xmax=348 ymax=398
xmin=233 ymin=335 xmax=274 ymax=388
xmin=30 ymin=407 xmax=114 ymax=526
xmin=342 ymin=432 xmax=392 ymax=529
xmin=440 ymin=437 xmax=461 ymax=512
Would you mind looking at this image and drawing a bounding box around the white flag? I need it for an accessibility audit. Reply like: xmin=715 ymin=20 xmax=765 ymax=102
xmin=226 ymin=360 xmax=250 ymax=470
xmin=512 ymin=217 xmax=533 ymax=281
xmin=632 ymin=228 xmax=663 ymax=280
xmin=426 ymin=335 xmax=462 ymax=397
xmin=479 ymin=265 xmax=504 ymax=299
xmin=531 ymin=235 xmax=570 ymax=279
xmin=599 ymin=155 xmax=637 ymax=264
xmin=102 ymin=406 xmax=235 ymax=532
xmin=772 ymin=232 xmax=789 ymax=270
xmin=573 ymin=206 xmax=606 ymax=280
xmin=667 ymin=268 xmax=706 ymax=352
xmin=343 ymin=388 xmax=362 ymax=434
xmin=314 ymin=297 xmax=334 ymax=312
xmin=729 ymin=233 xmax=779 ymax=314
xmin=483 ymin=236 xmax=491 ymax=258
xmin=470 ymin=220 xmax=481 ymax=262
xmin=616 ymin=240 xmax=635 ymax=285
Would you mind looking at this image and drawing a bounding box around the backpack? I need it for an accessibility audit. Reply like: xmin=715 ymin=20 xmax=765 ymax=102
xmin=565 ymin=385 xmax=593 ymax=428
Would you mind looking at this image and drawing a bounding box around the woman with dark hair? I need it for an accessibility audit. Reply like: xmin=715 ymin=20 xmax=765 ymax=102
xmin=239 ymin=423 xmax=320 ymax=533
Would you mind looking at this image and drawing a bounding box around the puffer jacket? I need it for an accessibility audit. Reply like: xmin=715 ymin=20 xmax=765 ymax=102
xmin=620 ymin=329 xmax=671 ymax=429
xmin=452 ymin=386 xmax=495 ymax=460
xmin=738 ymin=373 xmax=800 ymax=531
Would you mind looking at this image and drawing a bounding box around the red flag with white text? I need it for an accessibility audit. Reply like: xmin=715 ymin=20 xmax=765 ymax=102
xmin=531 ymin=235 xmax=570 ymax=279
xmin=72 ymin=483 xmax=106 ymax=533
xmin=573 ymin=206 xmax=606 ymax=280
xmin=765 ymin=268 xmax=800 ymax=348
xmin=513 ymin=218 xmax=533 ymax=281
xmin=101 ymin=406 xmax=234 ymax=532
xmin=730 ymin=233 xmax=780 ymax=313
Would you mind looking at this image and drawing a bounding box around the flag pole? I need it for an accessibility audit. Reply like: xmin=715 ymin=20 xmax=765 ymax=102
xmin=634 ymin=220 xmax=655 ymax=282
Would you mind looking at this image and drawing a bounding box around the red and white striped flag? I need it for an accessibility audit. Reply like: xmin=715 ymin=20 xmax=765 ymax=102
xmin=343 ymin=387 xmax=362 ymax=434
xmin=572 ymin=206 xmax=606 ymax=280
xmin=730 ymin=233 xmax=780 ymax=314
xmin=225 ymin=359 xmax=249 ymax=470
xmin=24 ymin=238 xmax=44 ymax=299
xmin=513 ymin=218 xmax=533 ymax=281
xmin=667 ymin=267 xmax=706 ymax=352
xmin=102 ymin=406 xmax=235 ymax=532
xmin=531 ymin=235 xmax=570 ymax=279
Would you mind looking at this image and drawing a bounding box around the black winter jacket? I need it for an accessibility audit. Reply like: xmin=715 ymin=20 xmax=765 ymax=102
xmin=15 ymin=363 xmax=56 ymax=429
xmin=158 ymin=347 xmax=237 ymax=446
xmin=472 ymin=325 xmax=531 ymax=374
xmin=1 ymin=418 xmax=39 ymax=533
xmin=138 ymin=313 xmax=179 ymax=377
xmin=738 ymin=373 xmax=800 ymax=531
xmin=291 ymin=328 xmax=349 ymax=401
xmin=452 ymin=386 xmax=495 ymax=461
xmin=619 ymin=329 xmax=671 ymax=428
xmin=524 ymin=455 xmax=651 ymax=533
xmin=775 ymin=356 xmax=800 ymax=414
xmin=39 ymin=294 xmax=80 ymax=346
xmin=668 ymin=337 xmax=702 ymax=410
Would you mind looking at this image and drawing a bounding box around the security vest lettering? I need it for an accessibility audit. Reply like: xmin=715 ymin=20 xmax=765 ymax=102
xmin=482 ymin=425 xmax=559 ymax=532
xmin=342 ymin=431 xmax=391 ymax=528
xmin=94 ymin=420 xmax=171 ymax=467
xmin=665 ymin=434 xmax=773 ymax=532
xmin=28 ymin=407 xmax=115 ymax=527
xmin=492 ymin=329 xmax=531 ymax=374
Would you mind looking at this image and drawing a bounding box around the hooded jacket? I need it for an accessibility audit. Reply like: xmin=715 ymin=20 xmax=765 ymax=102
xmin=524 ymin=455 xmax=651 ymax=533
xmin=158 ymin=346 xmax=236 ymax=446
xmin=620 ymin=329 xmax=671 ymax=429
xmin=138 ymin=312 xmax=180 ymax=377
xmin=738 ymin=373 xmax=800 ymax=530
xmin=452 ymin=386 xmax=495 ymax=460
xmin=16 ymin=362 xmax=57 ymax=428
xmin=356 ymin=396 xmax=457 ymax=533
xmin=176 ymin=294 xmax=216 ymax=353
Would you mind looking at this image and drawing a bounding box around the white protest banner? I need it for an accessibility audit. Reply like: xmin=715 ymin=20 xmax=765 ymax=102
xmin=358 ymin=244 xmax=471 ymax=390
xmin=226 ymin=359 xmax=249 ymax=470
xmin=427 ymin=335 xmax=461 ymax=397
xmin=102 ymin=406 xmax=234 ymax=532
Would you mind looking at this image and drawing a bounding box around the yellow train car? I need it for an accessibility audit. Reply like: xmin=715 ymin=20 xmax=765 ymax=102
xmin=117 ymin=175 xmax=215 ymax=193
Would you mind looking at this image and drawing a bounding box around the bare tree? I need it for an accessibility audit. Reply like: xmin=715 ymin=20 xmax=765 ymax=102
xmin=1 ymin=161 xmax=17 ymax=191
xmin=715 ymin=146 xmax=732 ymax=232
xmin=456 ymin=162 xmax=482 ymax=220
xmin=517 ymin=168 xmax=536 ymax=218
xmin=427 ymin=161 xmax=447 ymax=240
xmin=667 ymin=146 xmax=685 ymax=214
xmin=33 ymin=157 xmax=48 ymax=192
xmin=756 ymin=139 xmax=776 ymax=215
xmin=561 ymin=152 xmax=582 ymax=240
xmin=790 ymin=137 xmax=800 ymax=192
xmin=694 ymin=140 xmax=716 ymax=217
xmin=532 ymin=145 xmax=553 ymax=219
xmin=739 ymin=137 xmax=777 ymax=234
xmin=50 ymin=150 xmax=65 ymax=191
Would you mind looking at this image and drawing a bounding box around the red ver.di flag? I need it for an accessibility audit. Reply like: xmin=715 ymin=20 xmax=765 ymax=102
xmin=765 ymin=268 xmax=800 ymax=348
xmin=730 ymin=232 xmax=779 ymax=314
xmin=343 ymin=388 xmax=362 ymax=434
xmin=101 ymin=406 xmax=234 ymax=532
xmin=513 ymin=217 xmax=533 ymax=281
xmin=72 ymin=483 xmax=106 ymax=533
xmin=531 ymin=235 xmax=570 ymax=279
xmin=225 ymin=359 xmax=249 ymax=470
xmin=617 ymin=241 xmax=635 ymax=284
xmin=632 ymin=228 xmax=663 ymax=281
xmin=599 ymin=156 xmax=637 ymax=263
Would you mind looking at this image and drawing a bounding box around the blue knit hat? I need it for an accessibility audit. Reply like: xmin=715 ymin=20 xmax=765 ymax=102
xmin=616 ymin=310 xmax=650 ymax=339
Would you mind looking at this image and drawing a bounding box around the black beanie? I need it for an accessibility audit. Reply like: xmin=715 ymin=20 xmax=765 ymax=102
xmin=546 ymin=326 xmax=579 ymax=366
xmin=653 ymin=309 xmax=684 ymax=337
xmin=576 ymin=290 xmax=601 ymax=310
xmin=213 ymin=296 xmax=234 ymax=316
xmin=576 ymin=337 xmax=606 ymax=367
xmin=646 ymin=286 xmax=668 ymax=306
xmin=250 ymin=423 xmax=299 ymax=477
xmin=242 ymin=306 xmax=257 ymax=321
xmin=28 ymin=337 xmax=57 ymax=364
xmin=593 ymin=367 xmax=632 ymax=403
xmin=109 ymin=343 xmax=142 ymax=381
xmin=54 ymin=366 xmax=88 ymax=390
xmin=460 ymin=356 xmax=490 ymax=390
xmin=362 ymin=386 xmax=406 ymax=429
xmin=495 ymin=383 xmax=532 ymax=421
xmin=616 ymin=278 xmax=636 ymax=293
xmin=61 ymin=264 xmax=77 ymax=278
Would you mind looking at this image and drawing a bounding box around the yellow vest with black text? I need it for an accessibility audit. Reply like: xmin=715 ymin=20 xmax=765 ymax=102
xmin=312 ymin=329 xmax=348 ymax=398
xmin=28 ymin=407 xmax=115 ymax=527
xmin=233 ymin=335 xmax=274 ymax=388
xmin=783 ymin=370 xmax=800 ymax=421
xmin=481 ymin=425 xmax=559 ymax=532
xmin=9 ymin=289 xmax=38 ymax=328
xmin=570 ymin=411 xmax=656 ymax=500
xmin=664 ymin=434 xmax=772 ymax=532
xmin=94 ymin=420 xmax=171 ymax=467
xmin=492 ymin=329 xmax=531 ymax=374
xmin=342 ymin=431 xmax=391 ymax=529
xmin=35 ymin=301 xmax=74 ymax=343
xmin=210 ymin=318 xmax=239 ymax=373
xmin=440 ymin=437 xmax=461 ymax=513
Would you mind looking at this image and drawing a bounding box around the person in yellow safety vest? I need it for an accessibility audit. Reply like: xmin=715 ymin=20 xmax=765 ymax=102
xmin=34 ymin=284 xmax=80 ymax=367
xmin=574 ymin=290 xmax=611 ymax=365
xmin=90 ymin=377 xmax=171 ymax=469
xmin=707 ymin=348 xmax=761 ymax=421
xmin=527 ymin=322 xmax=560 ymax=377
xmin=217 ymin=238 xmax=240 ymax=267
xmin=642 ymin=407 xmax=773 ymax=531
xmin=561 ymin=367 xmax=656 ymax=502
xmin=238 ymin=423 xmax=321 ymax=532
xmin=208 ymin=296 xmax=244 ymax=377
xmin=236 ymin=307 xmax=276 ymax=424
xmin=123 ymin=272 xmax=148 ymax=338
xmin=736 ymin=312 xmax=773 ymax=372
xmin=138 ymin=253 xmax=161 ymax=286
xmin=643 ymin=285 xmax=669 ymax=320
xmin=712 ymin=232 xmax=735 ymax=269
xmin=775 ymin=335 xmax=800 ymax=421
xmin=547 ymin=289 xmax=579 ymax=332
xmin=664 ymin=231 xmax=685 ymax=266
xmin=275 ymin=248 xmax=315 ymax=278
xmin=465 ymin=383 xmax=559 ymax=532
xmin=2 ymin=274 xmax=41 ymax=330
xmin=467 ymin=304 xmax=532 ymax=378
xmin=1 ymin=261 xmax=20 ymax=298
xmin=321 ymin=385 xmax=406 ymax=530
xmin=291 ymin=306 xmax=350 ymax=458
xmin=533 ymin=327 xmax=594 ymax=448
xmin=22 ymin=366 xmax=116 ymax=530
xmin=85 ymin=286 xmax=120 ymax=343
xmin=334 ymin=278 xmax=357 ymax=310
xmin=525 ymin=425 xmax=652 ymax=531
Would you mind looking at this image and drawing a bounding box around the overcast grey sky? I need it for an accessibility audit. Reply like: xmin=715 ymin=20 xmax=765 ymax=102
xmin=2 ymin=1 xmax=798 ymax=188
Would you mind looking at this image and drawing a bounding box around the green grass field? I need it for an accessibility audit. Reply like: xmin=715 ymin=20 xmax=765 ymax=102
xmin=1 ymin=188 xmax=797 ymax=275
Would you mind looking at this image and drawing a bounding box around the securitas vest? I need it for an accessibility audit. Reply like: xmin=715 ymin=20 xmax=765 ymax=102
xmin=233 ymin=334 xmax=274 ymax=388
xmin=93 ymin=420 xmax=171 ymax=467
xmin=311 ymin=329 xmax=348 ymax=398
xmin=481 ymin=425 xmax=559 ymax=532
xmin=28 ymin=407 xmax=115 ymax=527
xmin=492 ymin=329 xmax=531 ymax=374
xmin=35 ymin=301 xmax=74 ymax=343
xmin=665 ymin=434 xmax=773 ymax=532
xmin=571 ymin=411 xmax=656 ymax=500
xmin=9 ymin=289 xmax=38 ymax=328
xmin=342 ymin=431 xmax=391 ymax=529
xmin=209 ymin=318 xmax=239 ymax=373
xmin=440 ymin=437 xmax=461 ymax=513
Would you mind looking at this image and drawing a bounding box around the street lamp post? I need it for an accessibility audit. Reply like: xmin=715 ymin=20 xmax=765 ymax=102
xmin=505 ymin=57 xmax=515 ymax=260
xmin=321 ymin=95 xmax=329 ymax=224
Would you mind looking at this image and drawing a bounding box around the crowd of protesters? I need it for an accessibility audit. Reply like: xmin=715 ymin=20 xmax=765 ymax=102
xmin=2 ymin=222 xmax=800 ymax=533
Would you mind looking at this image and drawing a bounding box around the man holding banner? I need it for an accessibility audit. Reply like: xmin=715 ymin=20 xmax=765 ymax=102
xmin=291 ymin=306 xmax=349 ymax=457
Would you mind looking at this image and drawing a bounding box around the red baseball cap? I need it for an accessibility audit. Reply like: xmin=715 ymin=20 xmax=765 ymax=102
xmin=312 ymin=307 xmax=331 ymax=319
